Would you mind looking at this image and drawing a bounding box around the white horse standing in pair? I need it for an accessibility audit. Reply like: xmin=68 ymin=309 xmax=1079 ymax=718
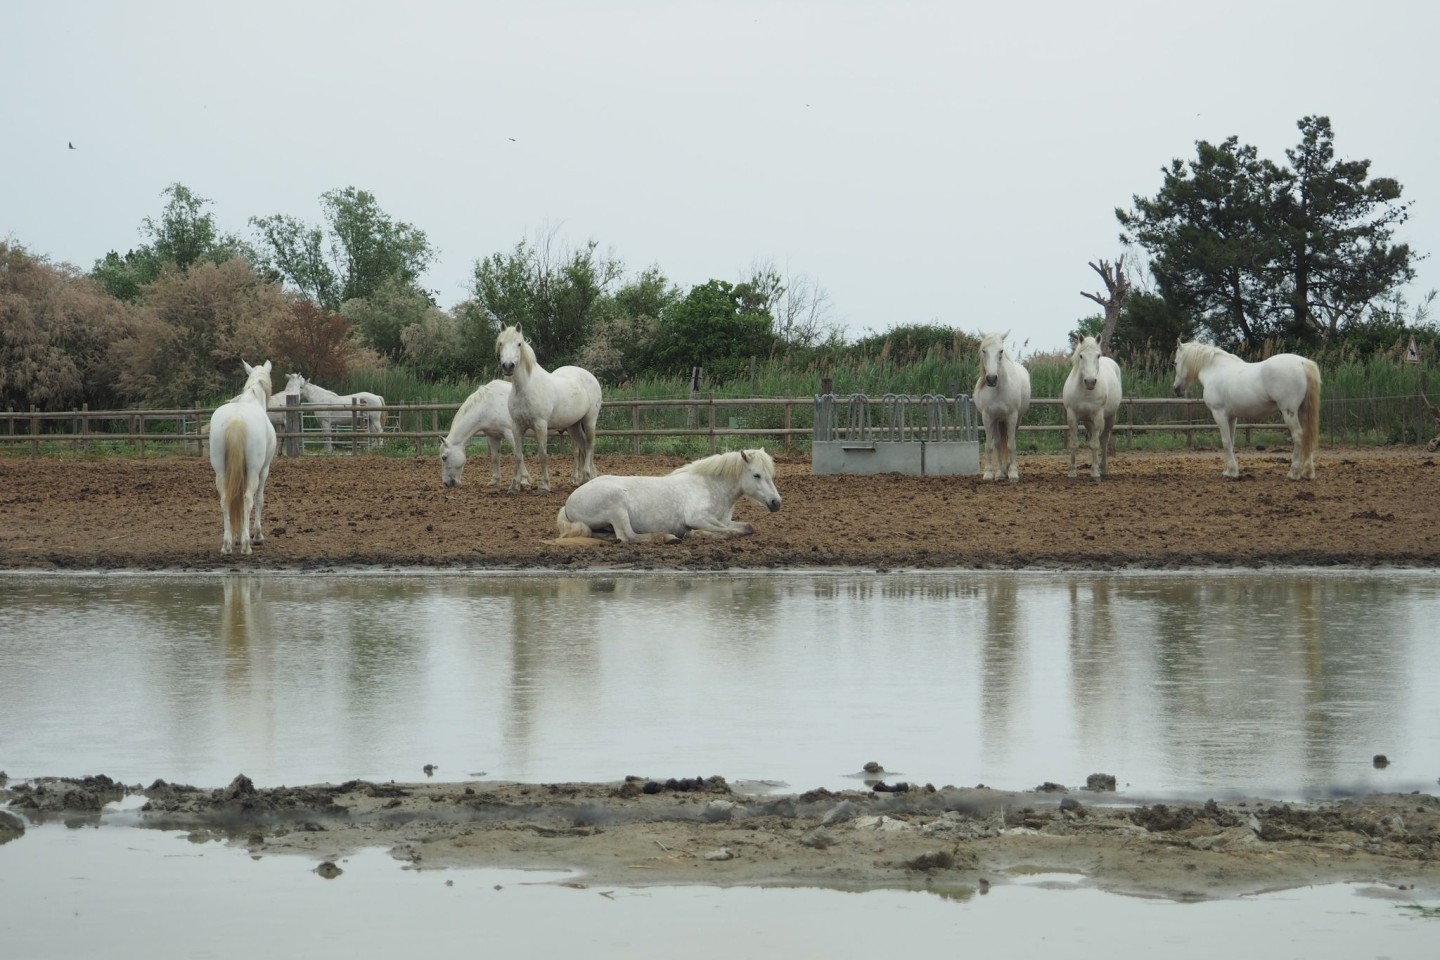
xmin=288 ymin=373 xmax=387 ymax=451
xmin=438 ymin=379 xmax=532 ymax=488
xmin=1062 ymin=335 xmax=1123 ymax=480
xmin=556 ymin=448 xmax=782 ymax=543
xmin=973 ymin=331 xmax=1032 ymax=481
xmin=496 ymin=325 xmax=602 ymax=494
xmin=208 ymin=360 xmax=278 ymax=555
xmin=1173 ymin=340 xmax=1322 ymax=480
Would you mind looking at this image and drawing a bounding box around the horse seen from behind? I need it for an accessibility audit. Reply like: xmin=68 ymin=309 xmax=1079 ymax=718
xmin=555 ymin=448 xmax=782 ymax=543
xmin=1062 ymin=335 xmax=1123 ymax=480
xmin=495 ymin=324 xmax=603 ymax=494
xmin=208 ymin=360 xmax=278 ymax=555
xmin=1172 ymin=339 xmax=1322 ymax=480
xmin=973 ymin=331 xmax=1032 ymax=481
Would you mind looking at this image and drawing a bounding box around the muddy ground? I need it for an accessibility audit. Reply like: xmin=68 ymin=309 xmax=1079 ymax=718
xmin=3 ymin=446 xmax=1439 ymax=899
xmin=2 ymin=446 xmax=1439 ymax=570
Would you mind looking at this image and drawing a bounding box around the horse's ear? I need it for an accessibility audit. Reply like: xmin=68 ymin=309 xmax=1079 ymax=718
xmin=261 ymin=360 xmax=272 ymax=373
xmin=242 ymin=360 xmax=254 ymax=374
xmin=741 ymin=449 xmax=752 ymax=463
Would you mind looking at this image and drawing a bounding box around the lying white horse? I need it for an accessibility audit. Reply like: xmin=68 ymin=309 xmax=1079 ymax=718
xmin=1062 ymin=335 xmax=1123 ymax=480
xmin=439 ymin=379 xmax=532 ymax=488
xmin=555 ymin=448 xmax=782 ymax=543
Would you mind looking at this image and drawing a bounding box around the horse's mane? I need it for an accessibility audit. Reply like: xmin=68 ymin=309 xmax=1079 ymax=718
xmin=496 ymin=326 xmax=536 ymax=373
xmin=979 ymin=330 xmax=1006 ymax=350
xmin=454 ymin=381 xmax=498 ymax=422
xmin=1177 ymin=340 xmax=1235 ymax=375
xmin=237 ymin=368 xmax=272 ymax=403
xmin=672 ymin=448 xmax=775 ymax=480
xmin=1070 ymin=335 xmax=1099 ymax=367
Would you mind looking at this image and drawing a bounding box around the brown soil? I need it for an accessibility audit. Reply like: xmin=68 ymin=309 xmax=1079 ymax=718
xmin=3 ymin=447 xmax=1439 ymax=900
xmin=2 ymin=447 xmax=1439 ymax=570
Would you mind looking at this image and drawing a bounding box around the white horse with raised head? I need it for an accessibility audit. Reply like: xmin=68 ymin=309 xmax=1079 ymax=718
xmin=496 ymin=324 xmax=602 ymax=494
xmin=1173 ymin=340 xmax=1322 ymax=480
xmin=556 ymin=448 xmax=782 ymax=543
xmin=290 ymin=373 xmax=387 ymax=451
xmin=439 ymin=379 xmax=532 ymax=488
xmin=1062 ymin=335 xmax=1123 ymax=480
xmin=208 ymin=360 xmax=278 ymax=555
xmin=973 ymin=330 xmax=1032 ymax=481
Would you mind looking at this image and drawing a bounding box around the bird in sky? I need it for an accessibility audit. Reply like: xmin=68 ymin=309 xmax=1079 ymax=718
xmin=68 ymin=141 xmax=76 ymax=149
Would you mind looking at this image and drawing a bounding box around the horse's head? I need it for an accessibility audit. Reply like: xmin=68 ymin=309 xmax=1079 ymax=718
xmin=439 ymin=436 xmax=467 ymax=487
xmin=978 ymin=331 xmax=1010 ymax=388
xmin=496 ymin=325 xmax=529 ymax=377
xmin=241 ymin=359 xmax=273 ymax=402
xmin=739 ymin=449 xmax=782 ymax=513
xmin=285 ymin=372 xmax=308 ymax=398
xmin=1172 ymin=340 xmax=1196 ymax=396
xmin=1073 ymin=336 xmax=1103 ymax=390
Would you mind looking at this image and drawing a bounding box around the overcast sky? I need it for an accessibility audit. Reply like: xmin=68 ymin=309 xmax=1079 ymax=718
xmin=4 ymin=0 xmax=1437 ymax=355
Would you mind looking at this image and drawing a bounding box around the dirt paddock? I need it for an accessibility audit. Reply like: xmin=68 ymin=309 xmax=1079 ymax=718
xmin=3 ymin=446 xmax=1439 ymax=900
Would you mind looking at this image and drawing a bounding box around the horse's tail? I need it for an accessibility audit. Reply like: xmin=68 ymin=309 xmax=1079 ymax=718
xmin=555 ymin=504 xmax=592 ymax=539
xmin=1300 ymin=359 xmax=1322 ymax=467
xmin=223 ymin=418 xmax=248 ymax=537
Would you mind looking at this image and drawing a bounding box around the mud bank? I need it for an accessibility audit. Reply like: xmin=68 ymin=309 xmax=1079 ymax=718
xmin=6 ymin=774 xmax=1438 ymax=901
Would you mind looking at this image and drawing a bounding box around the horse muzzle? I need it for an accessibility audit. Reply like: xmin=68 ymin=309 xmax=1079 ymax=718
xmin=1083 ymin=377 xmax=1097 ymax=390
xmin=985 ymin=374 xmax=998 ymax=387
xmin=767 ymin=498 xmax=782 ymax=513
xmin=500 ymin=362 xmax=515 ymax=376
xmin=443 ymin=477 xmax=460 ymax=488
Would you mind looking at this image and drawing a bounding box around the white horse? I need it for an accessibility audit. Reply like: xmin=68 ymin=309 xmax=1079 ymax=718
xmin=439 ymin=379 xmax=533 ymax=488
xmin=496 ymin=324 xmax=603 ymax=494
xmin=208 ymin=360 xmax=278 ymax=555
xmin=1062 ymin=335 xmax=1123 ymax=480
xmin=290 ymin=373 xmax=387 ymax=452
xmin=1173 ymin=340 xmax=1322 ymax=480
xmin=555 ymin=448 xmax=782 ymax=543
xmin=973 ymin=330 xmax=1032 ymax=481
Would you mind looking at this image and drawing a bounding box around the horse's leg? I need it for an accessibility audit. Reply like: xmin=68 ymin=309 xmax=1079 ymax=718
xmin=239 ymin=482 xmax=255 ymax=555
xmin=1066 ymin=409 xmax=1079 ymax=479
xmin=533 ymin=419 xmax=552 ymax=493
xmin=1280 ymin=408 xmax=1305 ymax=480
xmin=252 ymin=462 xmax=271 ymax=546
xmin=216 ymin=472 xmax=233 ymax=555
xmin=1087 ymin=410 xmax=1103 ymax=480
xmin=1005 ymin=417 xmax=1020 ymax=482
xmin=1214 ymin=412 xmax=1239 ymax=478
xmin=506 ymin=424 xmax=528 ymax=494
xmin=981 ymin=415 xmax=996 ymax=481
xmin=1099 ymin=412 xmax=1116 ymax=478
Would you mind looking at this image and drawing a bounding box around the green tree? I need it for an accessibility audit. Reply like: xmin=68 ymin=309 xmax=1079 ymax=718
xmin=579 ymin=266 xmax=681 ymax=382
xmin=651 ymin=279 xmax=777 ymax=383
xmin=1119 ymin=117 xmax=1418 ymax=349
xmin=471 ymin=233 xmax=622 ymax=364
xmin=251 ymin=187 xmax=434 ymax=312
xmin=91 ymin=183 xmax=252 ymax=302
xmin=340 ymin=273 xmax=433 ymax=364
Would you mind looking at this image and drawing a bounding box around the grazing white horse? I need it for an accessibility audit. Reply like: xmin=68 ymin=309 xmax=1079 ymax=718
xmin=439 ymin=379 xmax=533 ymax=488
xmin=1173 ymin=340 xmax=1322 ymax=480
xmin=496 ymin=324 xmax=603 ymax=494
xmin=208 ymin=360 xmax=278 ymax=555
xmin=290 ymin=373 xmax=387 ymax=451
xmin=1062 ymin=336 xmax=1123 ymax=480
xmin=973 ymin=330 xmax=1032 ymax=481
xmin=555 ymin=448 xmax=782 ymax=543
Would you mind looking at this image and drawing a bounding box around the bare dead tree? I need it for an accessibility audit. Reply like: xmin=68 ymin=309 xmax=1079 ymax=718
xmin=1081 ymin=255 xmax=1130 ymax=354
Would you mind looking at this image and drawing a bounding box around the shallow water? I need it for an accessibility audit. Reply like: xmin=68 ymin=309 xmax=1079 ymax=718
xmin=2 ymin=569 xmax=1438 ymax=797
xmin=3 ymin=821 xmax=1436 ymax=960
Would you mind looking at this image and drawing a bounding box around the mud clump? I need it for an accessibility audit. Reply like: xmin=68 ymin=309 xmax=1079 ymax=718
xmin=1085 ymin=773 xmax=1117 ymax=791
xmin=8 ymin=774 xmax=125 ymax=813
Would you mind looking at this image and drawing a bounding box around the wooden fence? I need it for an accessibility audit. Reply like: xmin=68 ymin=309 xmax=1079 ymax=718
xmin=2 ymin=392 xmax=1436 ymax=457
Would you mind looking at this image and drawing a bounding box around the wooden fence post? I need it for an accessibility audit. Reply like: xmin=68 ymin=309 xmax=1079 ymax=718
xmin=631 ymin=386 xmax=640 ymax=456
xmin=285 ymin=394 xmax=302 ymax=457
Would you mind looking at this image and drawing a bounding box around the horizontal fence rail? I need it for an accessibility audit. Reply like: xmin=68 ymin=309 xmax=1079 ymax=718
xmin=4 ymin=392 xmax=1438 ymax=456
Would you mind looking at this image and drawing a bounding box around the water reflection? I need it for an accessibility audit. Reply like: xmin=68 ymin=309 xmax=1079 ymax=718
xmin=1 ymin=570 xmax=1437 ymax=798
